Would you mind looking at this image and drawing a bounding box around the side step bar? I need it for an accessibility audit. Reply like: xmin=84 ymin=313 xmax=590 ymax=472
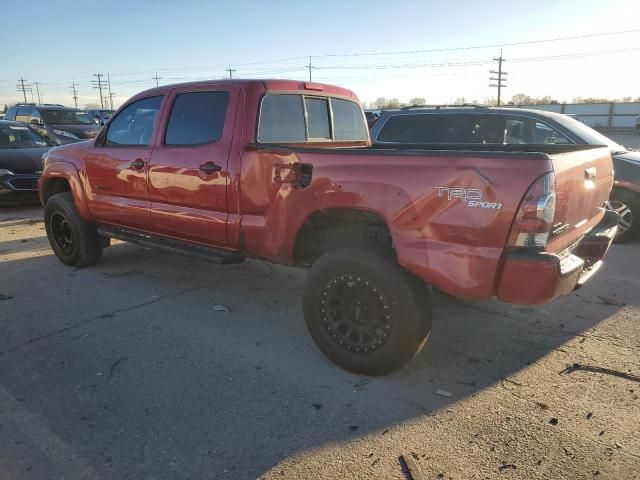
xmin=97 ymin=225 xmax=245 ymax=265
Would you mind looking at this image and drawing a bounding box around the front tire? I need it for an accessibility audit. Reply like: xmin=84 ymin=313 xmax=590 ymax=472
xmin=303 ymin=249 xmax=432 ymax=376
xmin=45 ymin=192 xmax=103 ymax=266
xmin=608 ymin=189 xmax=639 ymax=243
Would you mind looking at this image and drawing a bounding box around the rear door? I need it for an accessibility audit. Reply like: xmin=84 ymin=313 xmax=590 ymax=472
xmin=147 ymin=86 xmax=237 ymax=246
xmin=85 ymin=95 xmax=164 ymax=229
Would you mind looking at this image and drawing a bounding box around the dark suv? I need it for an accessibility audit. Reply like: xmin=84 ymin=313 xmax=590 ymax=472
xmin=370 ymin=106 xmax=640 ymax=242
xmin=4 ymin=104 xmax=101 ymax=145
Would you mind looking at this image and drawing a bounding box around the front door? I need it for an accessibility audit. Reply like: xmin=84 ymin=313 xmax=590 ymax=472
xmin=147 ymin=87 xmax=237 ymax=246
xmin=84 ymin=95 xmax=164 ymax=229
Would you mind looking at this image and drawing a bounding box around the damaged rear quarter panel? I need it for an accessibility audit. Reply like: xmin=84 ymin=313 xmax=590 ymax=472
xmin=239 ymin=148 xmax=550 ymax=299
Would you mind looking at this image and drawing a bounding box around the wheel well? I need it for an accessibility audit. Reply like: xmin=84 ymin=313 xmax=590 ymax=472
xmin=43 ymin=178 xmax=71 ymax=204
xmin=293 ymin=209 xmax=394 ymax=265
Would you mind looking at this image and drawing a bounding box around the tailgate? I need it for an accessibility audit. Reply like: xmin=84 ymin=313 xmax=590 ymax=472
xmin=546 ymin=146 xmax=613 ymax=252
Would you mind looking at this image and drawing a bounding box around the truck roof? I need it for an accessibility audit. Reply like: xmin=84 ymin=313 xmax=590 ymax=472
xmin=131 ymin=79 xmax=359 ymax=101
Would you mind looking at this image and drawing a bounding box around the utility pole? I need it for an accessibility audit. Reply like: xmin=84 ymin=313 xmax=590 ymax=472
xmin=34 ymin=82 xmax=42 ymax=104
xmin=92 ymin=72 xmax=105 ymax=108
xmin=17 ymin=77 xmax=30 ymax=103
xmin=107 ymin=73 xmax=114 ymax=109
xmin=489 ymin=49 xmax=508 ymax=106
xmin=307 ymin=56 xmax=312 ymax=81
xmin=225 ymin=64 xmax=236 ymax=79
xmin=152 ymin=70 xmax=162 ymax=88
xmin=70 ymin=82 xmax=79 ymax=108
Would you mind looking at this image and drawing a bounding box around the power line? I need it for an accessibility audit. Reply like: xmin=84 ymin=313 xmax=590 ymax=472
xmin=489 ymin=49 xmax=507 ymax=106
xmin=314 ymin=27 xmax=640 ymax=58
xmin=2 ymin=27 xmax=638 ymax=91
xmin=225 ymin=64 xmax=236 ymax=79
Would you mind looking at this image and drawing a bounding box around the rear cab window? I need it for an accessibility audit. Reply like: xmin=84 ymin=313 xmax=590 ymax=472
xmin=257 ymin=94 xmax=367 ymax=143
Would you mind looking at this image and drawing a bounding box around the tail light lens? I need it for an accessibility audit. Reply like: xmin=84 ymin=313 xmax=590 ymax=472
xmin=507 ymin=172 xmax=556 ymax=249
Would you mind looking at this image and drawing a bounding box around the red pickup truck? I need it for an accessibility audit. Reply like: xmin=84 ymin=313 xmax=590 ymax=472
xmin=39 ymin=79 xmax=618 ymax=375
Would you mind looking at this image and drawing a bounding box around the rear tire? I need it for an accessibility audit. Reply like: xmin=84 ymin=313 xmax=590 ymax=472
xmin=45 ymin=192 xmax=103 ymax=266
xmin=303 ymin=248 xmax=431 ymax=376
xmin=608 ymin=189 xmax=639 ymax=243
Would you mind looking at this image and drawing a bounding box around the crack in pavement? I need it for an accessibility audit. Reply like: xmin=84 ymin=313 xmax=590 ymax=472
xmin=0 ymin=283 xmax=212 ymax=356
xmin=560 ymin=363 xmax=640 ymax=383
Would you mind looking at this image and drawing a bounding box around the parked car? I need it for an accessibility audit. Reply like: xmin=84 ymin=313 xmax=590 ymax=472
xmin=86 ymin=108 xmax=115 ymax=126
xmin=371 ymin=106 xmax=639 ymax=242
xmin=4 ymin=104 xmax=101 ymax=145
xmin=0 ymin=120 xmax=52 ymax=204
xmin=39 ymin=80 xmax=616 ymax=375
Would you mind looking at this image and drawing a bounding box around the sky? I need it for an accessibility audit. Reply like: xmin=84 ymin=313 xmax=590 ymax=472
xmin=1 ymin=0 xmax=640 ymax=109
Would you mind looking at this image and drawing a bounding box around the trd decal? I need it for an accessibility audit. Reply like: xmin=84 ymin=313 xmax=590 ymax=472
xmin=436 ymin=187 xmax=502 ymax=210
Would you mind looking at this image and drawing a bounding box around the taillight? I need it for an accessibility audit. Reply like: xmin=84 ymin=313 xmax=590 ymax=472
xmin=507 ymin=172 xmax=556 ymax=249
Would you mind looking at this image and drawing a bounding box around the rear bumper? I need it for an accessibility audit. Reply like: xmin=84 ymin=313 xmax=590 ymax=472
xmin=496 ymin=210 xmax=619 ymax=305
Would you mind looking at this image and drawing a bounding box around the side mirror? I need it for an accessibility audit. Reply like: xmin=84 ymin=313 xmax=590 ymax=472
xmin=29 ymin=118 xmax=43 ymax=127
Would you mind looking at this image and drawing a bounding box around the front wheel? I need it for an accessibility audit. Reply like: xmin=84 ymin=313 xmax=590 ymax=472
xmin=44 ymin=192 xmax=103 ymax=266
xmin=607 ymin=189 xmax=639 ymax=243
xmin=303 ymin=249 xmax=432 ymax=376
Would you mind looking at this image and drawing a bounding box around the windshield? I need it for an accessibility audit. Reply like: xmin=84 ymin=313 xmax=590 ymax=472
xmin=41 ymin=109 xmax=96 ymax=125
xmin=0 ymin=124 xmax=49 ymax=148
xmin=553 ymin=114 xmax=625 ymax=153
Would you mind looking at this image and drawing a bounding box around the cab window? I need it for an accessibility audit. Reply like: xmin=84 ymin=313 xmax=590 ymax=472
xmin=257 ymin=94 xmax=367 ymax=143
xmin=165 ymin=91 xmax=229 ymax=145
xmin=332 ymin=98 xmax=368 ymax=141
xmin=105 ymin=96 xmax=163 ymax=146
xmin=258 ymin=95 xmax=306 ymax=143
xmin=304 ymin=97 xmax=331 ymax=140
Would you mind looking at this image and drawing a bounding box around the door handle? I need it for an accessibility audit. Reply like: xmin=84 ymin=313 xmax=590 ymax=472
xmin=130 ymin=158 xmax=146 ymax=170
xmin=199 ymin=162 xmax=222 ymax=175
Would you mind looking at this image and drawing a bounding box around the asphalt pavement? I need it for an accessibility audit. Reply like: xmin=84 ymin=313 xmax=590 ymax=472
xmin=0 ymin=206 xmax=639 ymax=479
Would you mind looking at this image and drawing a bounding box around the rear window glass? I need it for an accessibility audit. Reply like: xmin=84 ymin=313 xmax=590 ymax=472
xmin=165 ymin=91 xmax=229 ymax=145
xmin=377 ymin=114 xmax=505 ymax=144
xmin=15 ymin=107 xmax=30 ymax=123
xmin=258 ymin=94 xmax=367 ymax=143
xmin=258 ymin=95 xmax=306 ymax=143
xmin=332 ymin=98 xmax=368 ymax=141
xmin=305 ymin=97 xmax=331 ymax=139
